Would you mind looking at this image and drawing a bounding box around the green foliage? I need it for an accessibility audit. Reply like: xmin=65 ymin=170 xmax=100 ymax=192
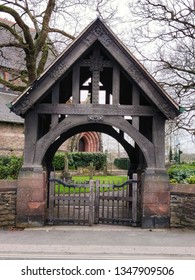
xmin=52 ymin=152 xmax=107 ymax=171
xmin=169 ymin=179 xmax=177 ymax=184
xmin=0 ymin=155 xmax=23 ymax=179
xmin=114 ymin=158 xmax=130 ymax=170
xmin=52 ymin=153 xmax=65 ymax=170
xmin=187 ymin=176 xmax=195 ymax=184
xmin=71 ymin=152 xmax=106 ymax=170
xmin=168 ymin=164 xmax=195 ymax=184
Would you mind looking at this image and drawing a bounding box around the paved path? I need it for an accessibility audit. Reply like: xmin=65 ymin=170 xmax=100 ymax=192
xmin=0 ymin=225 xmax=195 ymax=259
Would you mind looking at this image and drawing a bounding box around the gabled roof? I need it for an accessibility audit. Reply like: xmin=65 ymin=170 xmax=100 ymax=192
xmin=10 ymin=18 xmax=179 ymax=119
xmin=0 ymin=92 xmax=23 ymax=124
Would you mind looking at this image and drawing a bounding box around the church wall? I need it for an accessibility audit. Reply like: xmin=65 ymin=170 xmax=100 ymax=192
xmin=0 ymin=122 xmax=102 ymax=157
xmin=0 ymin=122 xmax=24 ymax=156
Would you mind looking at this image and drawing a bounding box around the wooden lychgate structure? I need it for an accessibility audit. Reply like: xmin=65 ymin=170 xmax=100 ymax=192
xmin=10 ymin=18 xmax=179 ymax=228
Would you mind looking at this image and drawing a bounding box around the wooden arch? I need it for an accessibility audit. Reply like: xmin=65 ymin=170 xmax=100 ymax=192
xmin=32 ymin=115 xmax=155 ymax=168
xmin=43 ymin=122 xmax=137 ymax=172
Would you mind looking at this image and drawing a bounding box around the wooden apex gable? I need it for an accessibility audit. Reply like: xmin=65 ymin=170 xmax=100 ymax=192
xmin=10 ymin=18 xmax=179 ymax=119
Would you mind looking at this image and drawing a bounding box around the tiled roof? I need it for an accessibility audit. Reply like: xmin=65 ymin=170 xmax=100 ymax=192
xmin=0 ymin=92 xmax=23 ymax=123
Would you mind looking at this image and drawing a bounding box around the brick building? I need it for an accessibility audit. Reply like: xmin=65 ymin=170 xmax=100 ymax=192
xmin=0 ymin=92 xmax=24 ymax=156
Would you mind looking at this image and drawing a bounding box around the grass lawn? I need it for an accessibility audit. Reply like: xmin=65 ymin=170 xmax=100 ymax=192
xmin=54 ymin=175 xmax=128 ymax=194
xmin=72 ymin=175 xmax=128 ymax=184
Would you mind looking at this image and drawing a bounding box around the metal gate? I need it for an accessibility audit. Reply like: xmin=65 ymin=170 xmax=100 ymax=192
xmin=47 ymin=172 xmax=139 ymax=226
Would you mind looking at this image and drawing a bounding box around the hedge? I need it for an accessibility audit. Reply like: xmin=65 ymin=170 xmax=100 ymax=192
xmin=0 ymin=155 xmax=23 ymax=179
xmin=2 ymin=154 xmax=194 ymax=183
xmin=114 ymin=158 xmax=130 ymax=170
xmin=52 ymin=152 xmax=107 ymax=171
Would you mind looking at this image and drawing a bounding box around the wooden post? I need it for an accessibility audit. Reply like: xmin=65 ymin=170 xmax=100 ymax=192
xmin=63 ymin=153 xmax=70 ymax=180
xmin=72 ymin=64 xmax=80 ymax=104
xmin=132 ymin=85 xmax=140 ymax=130
xmin=89 ymin=180 xmax=94 ymax=226
xmin=89 ymin=162 xmax=93 ymax=180
xmin=152 ymin=113 xmax=166 ymax=169
xmin=91 ymin=48 xmax=101 ymax=104
xmin=94 ymin=180 xmax=100 ymax=224
xmin=132 ymin=173 xmax=137 ymax=226
xmin=51 ymin=83 xmax=59 ymax=128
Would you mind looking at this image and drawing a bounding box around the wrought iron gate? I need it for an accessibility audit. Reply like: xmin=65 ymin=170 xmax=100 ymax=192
xmin=47 ymin=172 xmax=139 ymax=226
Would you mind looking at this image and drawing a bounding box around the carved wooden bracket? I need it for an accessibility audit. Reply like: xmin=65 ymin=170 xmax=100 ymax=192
xmin=88 ymin=115 xmax=104 ymax=122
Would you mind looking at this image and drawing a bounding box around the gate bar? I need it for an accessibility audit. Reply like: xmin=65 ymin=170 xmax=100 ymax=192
xmin=95 ymin=180 xmax=100 ymax=224
xmin=88 ymin=180 xmax=94 ymax=226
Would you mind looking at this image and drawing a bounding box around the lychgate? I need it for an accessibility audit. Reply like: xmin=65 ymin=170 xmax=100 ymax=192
xmin=10 ymin=18 xmax=179 ymax=228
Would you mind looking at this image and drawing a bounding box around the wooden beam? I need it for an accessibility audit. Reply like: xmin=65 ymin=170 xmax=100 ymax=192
xmin=112 ymin=65 xmax=120 ymax=104
xmin=36 ymin=103 xmax=158 ymax=116
xmin=72 ymin=64 xmax=80 ymax=103
xmin=132 ymin=85 xmax=140 ymax=130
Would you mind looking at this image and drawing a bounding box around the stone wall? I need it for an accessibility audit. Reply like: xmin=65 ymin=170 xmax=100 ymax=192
xmin=170 ymin=184 xmax=195 ymax=229
xmin=0 ymin=180 xmax=17 ymax=228
xmin=1 ymin=180 xmax=195 ymax=229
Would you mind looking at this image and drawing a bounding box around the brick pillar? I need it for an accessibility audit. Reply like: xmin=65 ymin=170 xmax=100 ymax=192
xmin=16 ymin=166 xmax=46 ymax=228
xmin=141 ymin=169 xmax=170 ymax=228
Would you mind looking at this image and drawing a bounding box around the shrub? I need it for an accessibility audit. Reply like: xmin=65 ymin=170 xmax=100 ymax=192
xmin=167 ymin=164 xmax=195 ymax=184
xmin=169 ymin=179 xmax=177 ymax=184
xmin=0 ymin=155 xmax=23 ymax=179
xmin=52 ymin=153 xmax=65 ymax=170
xmin=52 ymin=152 xmax=107 ymax=171
xmin=187 ymin=176 xmax=195 ymax=184
xmin=114 ymin=158 xmax=130 ymax=170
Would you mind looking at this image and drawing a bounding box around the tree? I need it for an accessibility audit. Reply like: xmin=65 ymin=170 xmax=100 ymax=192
xmin=0 ymin=0 xmax=119 ymax=92
xmin=128 ymin=0 xmax=195 ymax=139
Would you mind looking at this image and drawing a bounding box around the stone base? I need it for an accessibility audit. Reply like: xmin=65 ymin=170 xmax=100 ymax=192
xmin=142 ymin=216 xmax=170 ymax=228
xmin=141 ymin=169 xmax=170 ymax=229
xmin=16 ymin=167 xmax=46 ymax=228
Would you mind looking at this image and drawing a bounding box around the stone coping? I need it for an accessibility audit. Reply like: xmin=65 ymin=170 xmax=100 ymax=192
xmin=0 ymin=180 xmax=17 ymax=191
xmin=170 ymin=184 xmax=195 ymax=195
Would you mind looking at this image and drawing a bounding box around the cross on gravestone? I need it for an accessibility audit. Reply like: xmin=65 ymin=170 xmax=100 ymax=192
xmin=81 ymin=48 xmax=112 ymax=104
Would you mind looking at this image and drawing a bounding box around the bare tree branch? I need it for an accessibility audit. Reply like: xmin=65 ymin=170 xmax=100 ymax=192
xmin=128 ymin=0 xmax=195 ymax=137
xmin=48 ymin=27 xmax=75 ymax=40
